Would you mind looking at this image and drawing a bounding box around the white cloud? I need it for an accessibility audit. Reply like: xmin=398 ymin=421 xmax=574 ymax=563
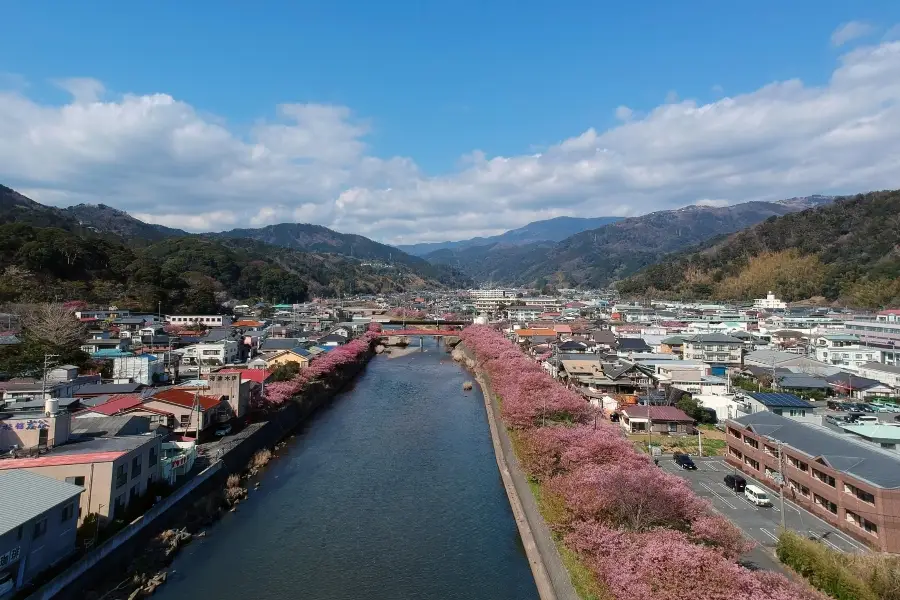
xmin=831 ymin=21 xmax=875 ymax=47
xmin=695 ymin=199 xmax=731 ymax=208
xmin=3 ymin=41 xmax=900 ymax=244
xmin=615 ymin=105 xmax=633 ymax=121
xmin=54 ymin=78 xmax=106 ymax=103
xmin=664 ymin=90 xmax=679 ymax=103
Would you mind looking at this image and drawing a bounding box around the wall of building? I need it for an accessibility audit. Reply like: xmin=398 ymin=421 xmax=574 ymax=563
xmin=0 ymin=413 xmax=69 ymax=450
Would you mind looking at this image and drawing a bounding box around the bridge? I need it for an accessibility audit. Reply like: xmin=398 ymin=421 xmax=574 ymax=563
xmin=381 ymin=329 xmax=460 ymax=336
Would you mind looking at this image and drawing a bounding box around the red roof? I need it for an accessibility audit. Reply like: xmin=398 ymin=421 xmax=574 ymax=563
xmin=621 ymin=406 xmax=694 ymax=422
xmin=84 ymin=394 xmax=143 ymax=415
xmin=149 ymin=388 xmax=222 ymax=410
xmin=553 ymin=324 xmax=573 ymax=334
xmin=218 ymin=368 xmax=269 ymax=384
xmin=0 ymin=451 xmax=126 ymax=469
xmin=232 ymin=320 xmax=263 ymax=328
xmin=879 ymin=309 xmax=900 ymax=316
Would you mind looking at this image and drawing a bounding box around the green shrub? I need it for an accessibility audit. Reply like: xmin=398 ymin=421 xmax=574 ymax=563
xmin=777 ymin=531 xmax=876 ymax=600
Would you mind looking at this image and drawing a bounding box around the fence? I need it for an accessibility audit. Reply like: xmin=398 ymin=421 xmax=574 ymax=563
xmin=24 ymin=461 xmax=223 ymax=600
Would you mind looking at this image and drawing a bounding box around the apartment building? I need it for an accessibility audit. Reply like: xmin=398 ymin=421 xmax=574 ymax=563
xmin=682 ymin=333 xmax=744 ymax=372
xmin=469 ymin=289 xmax=516 ymax=314
xmin=813 ymin=335 xmax=882 ymax=368
xmin=857 ymin=362 xmax=900 ymax=389
xmin=726 ymin=411 xmax=900 ymax=552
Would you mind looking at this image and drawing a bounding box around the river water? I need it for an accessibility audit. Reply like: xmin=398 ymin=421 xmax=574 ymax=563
xmin=155 ymin=338 xmax=538 ymax=600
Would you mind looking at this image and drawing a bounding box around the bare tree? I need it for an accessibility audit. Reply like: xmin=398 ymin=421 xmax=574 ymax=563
xmin=20 ymin=303 xmax=87 ymax=350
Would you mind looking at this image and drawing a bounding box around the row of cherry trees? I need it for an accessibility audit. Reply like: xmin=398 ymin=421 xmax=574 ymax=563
xmin=458 ymin=325 xmax=823 ymax=600
xmin=263 ymin=323 xmax=382 ymax=405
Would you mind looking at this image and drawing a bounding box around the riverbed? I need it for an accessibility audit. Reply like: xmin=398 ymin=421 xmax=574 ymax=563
xmin=154 ymin=338 xmax=538 ymax=600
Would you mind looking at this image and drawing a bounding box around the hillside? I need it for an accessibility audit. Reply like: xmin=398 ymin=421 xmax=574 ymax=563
xmin=424 ymin=197 xmax=832 ymax=287
xmin=213 ymin=222 xmax=468 ymax=287
xmin=65 ymin=203 xmax=187 ymax=241
xmin=397 ymin=215 xmax=623 ymax=256
xmin=0 ymin=185 xmax=470 ymax=310
xmin=617 ymin=191 xmax=900 ymax=308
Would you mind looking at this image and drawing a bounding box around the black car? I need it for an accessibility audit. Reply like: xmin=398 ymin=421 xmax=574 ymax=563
xmin=673 ymin=452 xmax=697 ymax=470
xmin=724 ymin=473 xmax=747 ymax=492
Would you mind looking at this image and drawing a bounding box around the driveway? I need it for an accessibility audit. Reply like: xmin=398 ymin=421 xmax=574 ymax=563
xmin=659 ymin=456 xmax=868 ymax=557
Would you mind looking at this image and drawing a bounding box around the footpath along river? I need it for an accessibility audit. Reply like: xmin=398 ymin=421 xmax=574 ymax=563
xmin=154 ymin=337 xmax=539 ymax=600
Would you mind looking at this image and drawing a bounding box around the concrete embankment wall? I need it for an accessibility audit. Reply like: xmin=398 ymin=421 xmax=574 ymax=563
xmin=26 ymin=350 xmax=374 ymax=600
xmin=457 ymin=344 xmax=578 ymax=600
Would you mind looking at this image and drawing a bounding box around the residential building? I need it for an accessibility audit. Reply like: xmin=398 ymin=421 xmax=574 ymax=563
xmin=825 ymin=373 xmax=896 ymax=399
xmin=165 ymin=315 xmax=232 ymax=328
xmin=112 ymin=354 xmax=164 ymax=386
xmin=619 ymin=406 xmax=696 ymax=435
xmin=74 ymin=309 xmax=132 ymax=321
xmin=0 ymin=403 xmax=71 ymax=451
xmin=469 ymin=289 xmax=516 ymax=314
xmin=142 ymin=388 xmax=230 ymax=435
xmin=726 ymin=411 xmax=900 ymax=552
xmin=682 ymin=333 xmax=744 ymax=374
xmin=179 ymin=341 xmax=239 ymax=366
xmin=744 ymin=350 xmax=837 ymax=376
xmin=0 ymin=433 xmax=162 ymax=525
xmin=813 ymin=335 xmax=881 ymax=368
xmin=839 ymin=424 xmax=900 ymax=452
xmin=742 ymin=392 xmax=815 ymax=418
xmin=514 ymin=329 xmax=558 ymax=345
xmin=265 ymin=348 xmax=311 ymax=369
xmin=506 ymin=306 xmax=542 ymax=322
xmin=0 ymin=471 xmax=83 ymax=596
xmin=754 ymin=291 xmax=787 ymax=311
xmin=616 ymin=338 xmax=652 ymax=356
xmin=857 ymin=362 xmax=900 ymax=389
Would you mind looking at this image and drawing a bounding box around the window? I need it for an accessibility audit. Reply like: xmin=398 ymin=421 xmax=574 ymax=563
xmin=814 ymin=494 xmax=837 ymax=514
xmin=131 ymin=455 xmax=142 ymax=479
xmin=729 ymin=447 xmax=743 ymax=460
xmin=61 ymin=502 xmax=75 ymax=522
xmin=149 ymin=446 xmax=158 ymax=467
xmin=130 ymin=484 xmax=140 ymax=504
xmin=844 ymin=483 xmax=875 ymax=505
xmin=180 ymin=414 xmax=191 ymax=427
xmin=788 ymin=479 xmax=810 ymax=498
xmin=116 ymin=464 xmax=127 ymax=488
xmin=744 ymin=457 xmax=760 ymax=471
xmin=728 ymin=427 xmax=742 ymax=438
xmin=846 ymin=510 xmax=878 ymax=536
xmin=764 ymin=445 xmax=777 ymax=457
xmin=788 ymin=456 xmax=808 ymax=472
xmin=743 ymin=435 xmax=758 ymax=449
xmin=64 ymin=476 xmax=86 ymax=486
xmin=789 ymin=409 xmax=806 ymax=417
xmin=32 ymin=518 xmax=47 ymax=539
xmin=113 ymin=494 xmax=125 ymax=518
xmin=812 ymin=469 xmax=836 ymax=487
xmin=667 ymin=422 xmax=677 ymax=433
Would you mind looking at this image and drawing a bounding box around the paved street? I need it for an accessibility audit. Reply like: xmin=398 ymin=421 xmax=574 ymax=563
xmin=659 ymin=456 xmax=869 ymax=558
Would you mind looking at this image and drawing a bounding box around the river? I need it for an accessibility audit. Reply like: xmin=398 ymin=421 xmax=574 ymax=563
xmin=154 ymin=338 xmax=539 ymax=600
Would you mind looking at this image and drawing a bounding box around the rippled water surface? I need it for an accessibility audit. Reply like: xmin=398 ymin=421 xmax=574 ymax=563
xmin=155 ymin=339 xmax=538 ymax=600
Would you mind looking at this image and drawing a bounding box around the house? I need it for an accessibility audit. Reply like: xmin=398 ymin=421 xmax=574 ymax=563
xmin=514 ymin=329 xmax=558 ymax=344
xmin=589 ymin=330 xmax=617 ymax=350
xmin=615 ymin=337 xmax=652 ymax=355
xmin=838 ymin=424 xmax=900 ymax=452
xmin=857 ymin=362 xmax=900 ymax=389
xmin=813 ymin=335 xmax=881 ymax=368
xmin=557 ymin=340 xmax=590 ymax=353
xmin=825 ymin=373 xmax=896 ymax=399
xmin=0 ymin=334 xmax=21 ymax=347
xmin=317 ymin=333 xmax=348 ymax=347
xmin=743 ymin=350 xmax=835 ymax=375
xmin=0 ymin=404 xmax=72 ymax=451
xmin=776 ymin=374 xmax=831 ymax=395
xmin=619 ymin=406 xmax=696 ymax=435
xmin=179 ymin=341 xmax=240 ymax=367
xmin=81 ymin=338 xmax=130 ymax=355
xmin=259 ymin=338 xmax=307 ymax=354
xmin=681 ymin=333 xmax=744 ymax=373
xmin=265 ymin=348 xmax=311 ymax=369
xmin=142 ymin=388 xmax=231 ymax=435
xmin=742 ymin=392 xmax=815 ymax=418
xmin=659 ymin=335 xmax=685 ymax=355
xmin=0 ymin=471 xmax=83 ymax=595
xmin=112 ymin=354 xmax=164 ymax=386
xmin=0 ymin=433 xmax=162 ymax=526
xmin=726 ymin=411 xmax=900 ymax=552
xmin=73 ymin=383 xmax=143 ymax=399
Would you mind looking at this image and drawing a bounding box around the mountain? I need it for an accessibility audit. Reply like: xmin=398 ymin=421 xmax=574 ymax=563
xmin=617 ymin=191 xmax=900 ymax=308
xmin=396 ymin=215 xmax=623 ymax=256
xmin=0 ymin=185 xmax=471 ymax=309
xmin=212 ymin=222 xmax=469 ymax=287
xmin=64 ymin=203 xmax=187 ymax=241
xmin=423 ymin=196 xmax=835 ymax=288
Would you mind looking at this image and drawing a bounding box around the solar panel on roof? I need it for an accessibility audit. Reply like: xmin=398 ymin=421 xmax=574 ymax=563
xmin=748 ymin=392 xmax=814 ymax=408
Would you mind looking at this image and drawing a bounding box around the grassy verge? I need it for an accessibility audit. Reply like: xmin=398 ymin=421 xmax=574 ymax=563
xmin=509 ymin=430 xmax=610 ymax=600
xmin=629 ymin=434 xmax=727 ymax=457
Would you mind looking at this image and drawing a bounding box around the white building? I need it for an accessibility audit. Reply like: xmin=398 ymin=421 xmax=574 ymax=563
xmin=753 ymin=291 xmax=786 ymax=311
xmin=682 ymin=333 xmax=744 ymax=367
xmin=469 ymin=289 xmax=516 ymax=314
xmin=165 ymin=315 xmax=232 ymax=328
xmin=112 ymin=354 xmax=165 ymax=385
xmin=813 ymin=335 xmax=881 ymax=369
xmin=857 ymin=362 xmax=900 ymax=389
xmin=179 ymin=341 xmax=239 ymax=366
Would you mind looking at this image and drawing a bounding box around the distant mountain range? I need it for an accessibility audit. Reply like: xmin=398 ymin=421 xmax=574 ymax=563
xmin=618 ymin=191 xmax=900 ymax=308
xmin=418 ymin=195 xmax=835 ymax=288
xmin=65 ymin=203 xmax=187 ymax=241
xmin=396 ymin=215 xmax=624 ymax=256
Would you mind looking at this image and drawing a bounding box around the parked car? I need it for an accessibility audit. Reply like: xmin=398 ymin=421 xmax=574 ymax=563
xmin=745 ymin=484 xmax=772 ymax=506
xmin=215 ymin=424 xmax=232 ymax=437
xmin=673 ymin=452 xmax=697 ymax=470
xmin=724 ymin=473 xmax=747 ymax=492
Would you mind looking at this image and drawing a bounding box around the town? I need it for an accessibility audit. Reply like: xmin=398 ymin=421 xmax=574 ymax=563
xmin=1 ymin=287 xmax=899 ymax=598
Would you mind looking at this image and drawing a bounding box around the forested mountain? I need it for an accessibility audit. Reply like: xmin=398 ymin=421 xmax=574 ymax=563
xmin=65 ymin=203 xmax=187 ymax=241
xmin=617 ymin=191 xmax=900 ymax=308
xmin=212 ymin=222 xmax=466 ymax=285
xmin=0 ymin=185 xmax=470 ymax=312
xmin=423 ymin=196 xmax=832 ymax=287
xmin=396 ymin=215 xmax=623 ymax=256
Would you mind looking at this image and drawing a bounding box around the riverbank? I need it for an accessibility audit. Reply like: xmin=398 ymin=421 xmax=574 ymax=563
xmin=454 ymin=344 xmax=579 ymax=600
xmin=26 ymin=348 xmax=376 ymax=600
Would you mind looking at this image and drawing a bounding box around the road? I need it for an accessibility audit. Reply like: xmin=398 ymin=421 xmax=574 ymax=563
xmin=659 ymin=456 xmax=869 ymax=559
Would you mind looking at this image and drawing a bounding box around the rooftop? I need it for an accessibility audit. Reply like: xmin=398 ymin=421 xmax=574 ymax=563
xmin=0 ymin=471 xmax=83 ymax=535
xmin=747 ymin=392 xmax=816 ymax=409
xmin=731 ymin=411 xmax=900 ymax=489
xmin=620 ymin=406 xmax=694 ymax=422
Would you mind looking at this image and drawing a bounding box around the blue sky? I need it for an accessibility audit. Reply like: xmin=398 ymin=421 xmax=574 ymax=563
xmin=2 ymin=2 xmax=900 ymax=243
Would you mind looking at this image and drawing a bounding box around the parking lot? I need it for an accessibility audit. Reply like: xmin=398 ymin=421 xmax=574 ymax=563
xmin=659 ymin=456 xmax=869 ymax=557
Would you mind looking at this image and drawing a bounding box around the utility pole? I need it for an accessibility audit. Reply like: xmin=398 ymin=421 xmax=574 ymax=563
xmin=41 ymin=354 xmax=60 ymax=400
xmin=777 ymin=439 xmax=786 ymax=529
xmin=698 ymin=428 xmax=703 ymax=457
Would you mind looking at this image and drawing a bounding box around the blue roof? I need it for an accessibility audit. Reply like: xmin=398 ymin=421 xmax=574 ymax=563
xmin=748 ymin=392 xmax=815 ymax=409
xmin=310 ymin=345 xmax=332 ymax=353
xmin=291 ymin=347 xmax=311 ymax=357
xmin=92 ymin=349 xmax=134 ymax=358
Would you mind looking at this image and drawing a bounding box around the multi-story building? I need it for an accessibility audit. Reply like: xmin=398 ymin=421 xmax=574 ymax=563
xmin=179 ymin=341 xmax=240 ymax=366
xmin=469 ymin=289 xmax=516 ymax=315
xmin=753 ymin=291 xmax=786 ymax=311
xmin=726 ymin=411 xmax=900 ymax=552
xmin=857 ymin=362 xmax=900 ymax=389
xmin=842 ymin=310 xmax=900 ymax=348
xmin=682 ymin=333 xmax=743 ymax=373
xmin=813 ymin=334 xmax=881 ymax=368
xmin=165 ymin=314 xmax=232 ymax=328
xmin=0 ymin=471 xmax=83 ymax=596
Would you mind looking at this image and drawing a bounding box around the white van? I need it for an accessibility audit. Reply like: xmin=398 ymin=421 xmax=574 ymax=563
xmin=856 ymin=415 xmax=880 ymax=424
xmin=745 ymin=484 xmax=772 ymax=506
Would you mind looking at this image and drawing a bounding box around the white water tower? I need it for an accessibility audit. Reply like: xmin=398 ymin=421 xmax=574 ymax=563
xmin=44 ymin=398 xmax=59 ymax=416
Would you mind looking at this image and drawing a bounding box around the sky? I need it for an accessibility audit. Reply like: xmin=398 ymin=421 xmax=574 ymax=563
xmin=2 ymin=1 xmax=900 ymax=245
